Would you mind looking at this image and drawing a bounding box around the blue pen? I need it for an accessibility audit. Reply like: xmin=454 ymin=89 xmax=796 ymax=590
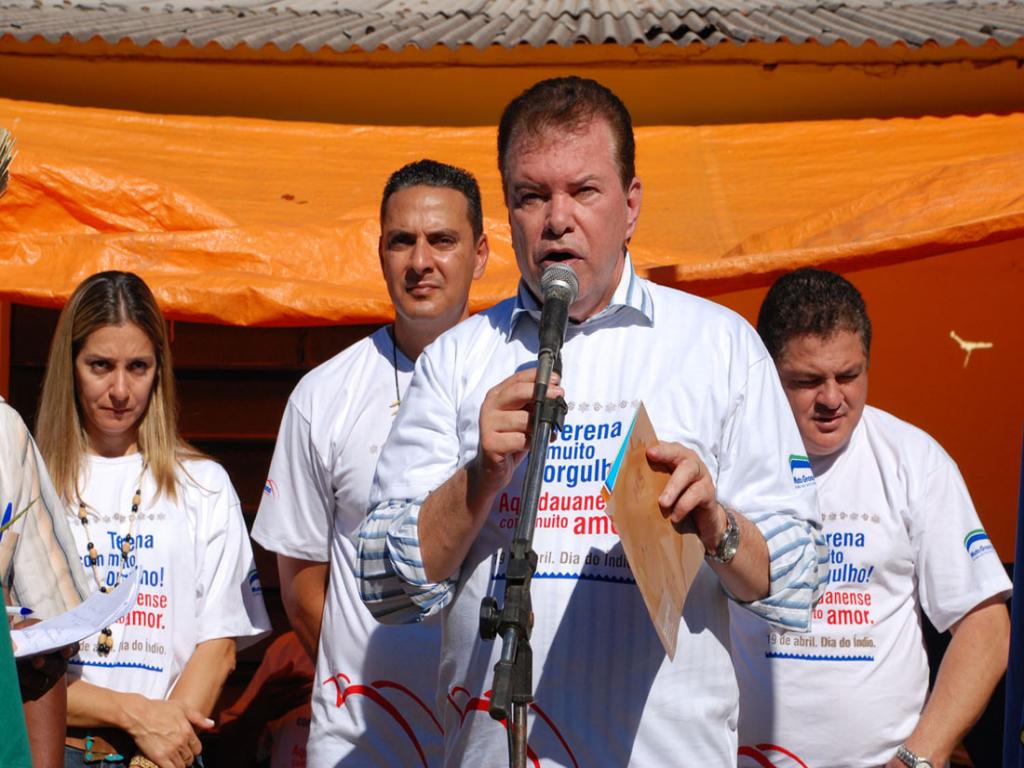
xmin=5 ymin=606 xmax=33 ymax=617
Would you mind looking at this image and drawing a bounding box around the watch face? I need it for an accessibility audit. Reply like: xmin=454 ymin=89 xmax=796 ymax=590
xmin=721 ymin=528 xmax=739 ymax=558
xmin=713 ymin=511 xmax=740 ymax=563
xmin=897 ymin=746 xmax=932 ymax=768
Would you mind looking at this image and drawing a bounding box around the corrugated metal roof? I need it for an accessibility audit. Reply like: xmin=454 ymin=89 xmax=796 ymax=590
xmin=1 ymin=0 xmax=1022 ymax=52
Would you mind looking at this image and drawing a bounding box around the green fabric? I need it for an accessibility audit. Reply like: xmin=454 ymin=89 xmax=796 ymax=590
xmin=0 ymin=620 xmax=32 ymax=767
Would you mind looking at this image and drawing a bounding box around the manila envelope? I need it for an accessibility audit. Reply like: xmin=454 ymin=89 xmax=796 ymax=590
xmin=601 ymin=403 xmax=705 ymax=660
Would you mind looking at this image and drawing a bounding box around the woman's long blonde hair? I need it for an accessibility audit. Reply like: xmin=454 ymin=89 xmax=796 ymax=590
xmin=36 ymin=271 xmax=200 ymax=502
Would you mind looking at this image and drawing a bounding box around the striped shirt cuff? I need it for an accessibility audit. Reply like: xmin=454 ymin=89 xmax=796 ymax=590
xmin=737 ymin=510 xmax=829 ymax=631
xmin=357 ymin=497 xmax=457 ymax=624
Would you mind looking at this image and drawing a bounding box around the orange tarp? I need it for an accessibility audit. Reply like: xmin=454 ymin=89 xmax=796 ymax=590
xmin=1 ymin=98 xmax=1023 ymax=326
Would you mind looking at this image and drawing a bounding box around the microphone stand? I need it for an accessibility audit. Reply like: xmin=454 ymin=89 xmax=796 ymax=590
xmin=479 ymin=346 xmax=567 ymax=768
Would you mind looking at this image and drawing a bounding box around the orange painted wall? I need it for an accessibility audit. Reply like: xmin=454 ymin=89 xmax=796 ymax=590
xmin=711 ymin=240 xmax=1024 ymax=558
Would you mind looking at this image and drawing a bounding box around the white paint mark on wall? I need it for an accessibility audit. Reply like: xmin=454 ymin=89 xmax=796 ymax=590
xmin=949 ymin=330 xmax=994 ymax=368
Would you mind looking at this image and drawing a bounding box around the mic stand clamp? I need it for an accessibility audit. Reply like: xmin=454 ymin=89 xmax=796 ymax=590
xmin=479 ymin=390 xmax=567 ymax=768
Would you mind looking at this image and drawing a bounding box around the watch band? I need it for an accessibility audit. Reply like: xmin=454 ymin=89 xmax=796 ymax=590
xmin=895 ymin=744 xmax=934 ymax=768
xmin=706 ymin=507 xmax=740 ymax=564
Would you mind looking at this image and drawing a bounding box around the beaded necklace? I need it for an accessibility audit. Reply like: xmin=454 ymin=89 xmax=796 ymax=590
xmin=76 ymin=463 xmax=146 ymax=656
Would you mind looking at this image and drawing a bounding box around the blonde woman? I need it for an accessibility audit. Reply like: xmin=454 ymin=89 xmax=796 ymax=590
xmin=36 ymin=271 xmax=270 ymax=768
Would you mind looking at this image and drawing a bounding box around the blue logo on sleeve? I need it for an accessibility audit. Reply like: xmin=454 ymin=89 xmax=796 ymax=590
xmin=964 ymin=529 xmax=994 ymax=560
xmin=789 ymin=454 xmax=815 ymax=488
xmin=247 ymin=567 xmax=263 ymax=595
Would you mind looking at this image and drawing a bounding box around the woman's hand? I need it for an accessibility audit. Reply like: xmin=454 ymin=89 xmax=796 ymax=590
xmin=122 ymin=694 xmax=213 ymax=768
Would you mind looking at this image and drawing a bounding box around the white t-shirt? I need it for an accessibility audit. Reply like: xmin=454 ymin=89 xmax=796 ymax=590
xmin=731 ymin=406 xmax=1012 ymax=768
xmin=252 ymin=328 xmax=443 ymax=767
xmin=67 ymin=453 xmax=270 ymax=700
xmin=368 ymin=275 xmax=822 ymax=767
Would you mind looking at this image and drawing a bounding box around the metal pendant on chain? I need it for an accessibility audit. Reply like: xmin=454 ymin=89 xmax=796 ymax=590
xmin=77 ymin=474 xmax=144 ymax=656
xmin=389 ymin=325 xmax=402 ymax=415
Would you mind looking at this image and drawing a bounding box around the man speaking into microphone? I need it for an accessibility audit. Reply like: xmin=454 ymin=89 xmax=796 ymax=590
xmin=358 ymin=77 xmax=827 ymax=766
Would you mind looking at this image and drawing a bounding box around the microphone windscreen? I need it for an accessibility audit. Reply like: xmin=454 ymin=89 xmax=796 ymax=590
xmin=540 ymin=264 xmax=579 ymax=305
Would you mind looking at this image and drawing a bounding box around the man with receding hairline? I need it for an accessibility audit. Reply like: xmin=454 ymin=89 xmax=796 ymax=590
xmin=359 ymin=77 xmax=827 ymax=766
xmin=253 ymin=159 xmax=488 ymax=766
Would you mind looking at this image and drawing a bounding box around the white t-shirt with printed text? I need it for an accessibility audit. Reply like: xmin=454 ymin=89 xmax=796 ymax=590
xmin=252 ymin=328 xmax=443 ymax=767
xmin=370 ymin=282 xmax=821 ymax=767
xmin=67 ymin=454 xmax=270 ymax=700
xmin=731 ymin=405 xmax=1012 ymax=768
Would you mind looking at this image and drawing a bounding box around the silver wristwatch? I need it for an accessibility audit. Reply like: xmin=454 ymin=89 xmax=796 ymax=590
xmin=895 ymin=745 xmax=934 ymax=768
xmin=706 ymin=508 xmax=740 ymax=564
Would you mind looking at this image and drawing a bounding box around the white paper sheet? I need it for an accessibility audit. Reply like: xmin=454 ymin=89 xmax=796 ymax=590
xmin=10 ymin=569 xmax=140 ymax=658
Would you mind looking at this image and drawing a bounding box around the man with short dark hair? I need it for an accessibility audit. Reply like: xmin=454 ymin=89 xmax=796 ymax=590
xmin=252 ymin=158 xmax=488 ymax=766
xmin=731 ymin=268 xmax=1011 ymax=768
xmin=359 ymin=77 xmax=827 ymax=766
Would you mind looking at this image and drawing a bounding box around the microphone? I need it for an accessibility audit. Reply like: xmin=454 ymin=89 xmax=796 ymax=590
xmin=537 ymin=264 xmax=579 ymax=360
xmin=481 ymin=264 xmax=578 ymax=739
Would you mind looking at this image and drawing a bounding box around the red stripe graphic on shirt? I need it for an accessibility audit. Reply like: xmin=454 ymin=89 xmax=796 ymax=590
xmin=738 ymin=746 xmax=776 ymax=768
xmin=526 ymin=697 xmax=580 ymax=768
xmin=322 ymin=673 xmax=430 ymax=767
xmin=446 ymin=685 xmax=478 ymax=727
xmin=738 ymin=743 xmax=809 ymax=768
xmin=446 ymin=686 xmax=578 ymax=768
xmin=445 ymin=688 xmax=540 ymax=768
xmin=373 ymin=679 xmax=444 ymax=734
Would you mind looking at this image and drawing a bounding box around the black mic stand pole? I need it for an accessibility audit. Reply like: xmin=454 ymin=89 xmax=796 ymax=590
xmin=479 ymin=345 xmax=566 ymax=768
